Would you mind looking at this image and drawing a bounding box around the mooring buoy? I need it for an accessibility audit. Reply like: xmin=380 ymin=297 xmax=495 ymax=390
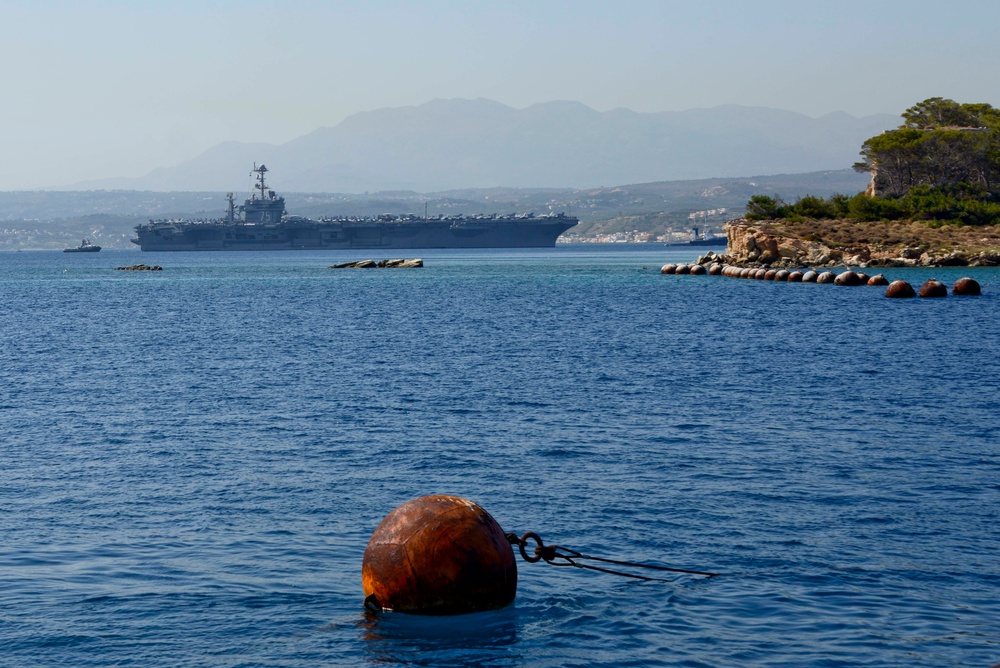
xmin=834 ymin=271 xmax=863 ymax=286
xmin=952 ymin=277 xmax=981 ymax=296
xmin=919 ymin=279 xmax=947 ymax=298
xmin=867 ymin=274 xmax=889 ymax=286
xmin=362 ymin=495 xmax=517 ymax=615
xmin=885 ymin=280 xmax=916 ymax=298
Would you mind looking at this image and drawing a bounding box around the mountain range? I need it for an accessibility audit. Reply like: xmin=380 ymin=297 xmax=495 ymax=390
xmin=65 ymin=99 xmax=897 ymax=193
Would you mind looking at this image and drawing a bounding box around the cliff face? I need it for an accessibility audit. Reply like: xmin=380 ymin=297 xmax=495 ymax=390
xmin=723 ymin=219 xmax=1000 ymax=267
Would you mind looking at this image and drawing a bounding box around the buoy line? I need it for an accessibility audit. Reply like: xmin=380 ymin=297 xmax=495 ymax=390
xmin=664 ymin=260 xmax=983 ymax=299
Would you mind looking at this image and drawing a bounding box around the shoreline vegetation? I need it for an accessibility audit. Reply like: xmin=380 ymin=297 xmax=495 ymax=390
xmin=726 ymin=98 xmax=1000 ymax=268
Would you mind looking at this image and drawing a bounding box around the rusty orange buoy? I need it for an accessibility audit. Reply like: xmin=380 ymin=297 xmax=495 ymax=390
xmin=660 ymin=264 xmax=676 ymax=274
xmin=952 ymin=277 xmax=981 ymax=296
xmin=919 ymin=278 xmax=947 ymax=298
xmin=362 ymin=495 xmax=517 ymax=615
xmin=834 ymin=271 xmax=862 ymax=286
xmin=867 ymin=274 xmax=889 ymax=286
xmin=885 ymin=280 xmax=916 ymax=298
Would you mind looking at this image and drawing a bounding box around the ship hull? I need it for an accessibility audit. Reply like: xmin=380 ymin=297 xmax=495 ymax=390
xmin=132 ymin=218 xmax=577 ymax=251
xmin=672 ymin=237 xmax=727 ymax=247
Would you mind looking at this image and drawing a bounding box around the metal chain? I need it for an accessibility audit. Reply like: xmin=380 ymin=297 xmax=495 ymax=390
xmin=505 ymin=531 xmax=719 ymax=581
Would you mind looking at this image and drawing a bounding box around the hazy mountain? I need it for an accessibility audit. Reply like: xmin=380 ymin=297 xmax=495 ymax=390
xmin=65 ymin=99 xmax=896 ymax=192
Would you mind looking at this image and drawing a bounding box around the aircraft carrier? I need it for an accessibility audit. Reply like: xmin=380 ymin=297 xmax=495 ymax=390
xmin=131 ymin=165 xmax=578 ymax=251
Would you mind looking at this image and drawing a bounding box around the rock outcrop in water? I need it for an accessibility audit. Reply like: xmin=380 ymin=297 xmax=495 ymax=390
xmin=330 ymin=258 xmax=424 ymax=269
xmin=116 ymin=264 xmax=162 ymax=271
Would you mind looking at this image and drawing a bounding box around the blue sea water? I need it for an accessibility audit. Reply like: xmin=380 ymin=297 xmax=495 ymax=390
xmin=1 ymin=246 xmax=998 ymax=667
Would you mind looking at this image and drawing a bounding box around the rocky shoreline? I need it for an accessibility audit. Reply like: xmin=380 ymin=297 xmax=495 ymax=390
xmin=722 ymin=218 xmax=1000 ymax=268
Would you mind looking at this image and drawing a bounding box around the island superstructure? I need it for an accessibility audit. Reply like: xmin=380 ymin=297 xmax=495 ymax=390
xmin=131 ymin=164 xmax=577 ymax=251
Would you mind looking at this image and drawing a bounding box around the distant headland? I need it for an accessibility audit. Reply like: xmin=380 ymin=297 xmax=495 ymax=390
xmin=725 ymin=98 xmax=1000 ymax=268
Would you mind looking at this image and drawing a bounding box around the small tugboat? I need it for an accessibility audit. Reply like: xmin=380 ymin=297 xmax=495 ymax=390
xmin=64 ymin=239 xmax=101 ymax=253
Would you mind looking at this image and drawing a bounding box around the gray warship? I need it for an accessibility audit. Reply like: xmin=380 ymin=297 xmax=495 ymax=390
xmin=672 ymin=227 xmax=727 ymax=247
xmin=131 ymin=164 xmax=578 ymax=251
xmin=64 ymin=238 xmax=101 ymax=253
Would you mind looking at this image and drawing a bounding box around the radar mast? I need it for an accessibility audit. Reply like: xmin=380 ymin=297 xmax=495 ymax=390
xmin=253 ymin=163 xmax=272 ymax=200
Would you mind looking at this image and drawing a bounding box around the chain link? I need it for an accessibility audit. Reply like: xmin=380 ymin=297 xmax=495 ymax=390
xmin=506 ymin=531 xmax=719 ymax=581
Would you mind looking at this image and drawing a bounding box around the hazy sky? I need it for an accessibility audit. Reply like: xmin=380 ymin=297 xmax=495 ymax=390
xmin=3 ymin=0 xmax=998 ymax=190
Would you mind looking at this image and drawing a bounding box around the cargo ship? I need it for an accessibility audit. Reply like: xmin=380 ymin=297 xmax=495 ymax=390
xmin=131 ymin=164 xmax=578 ymax=251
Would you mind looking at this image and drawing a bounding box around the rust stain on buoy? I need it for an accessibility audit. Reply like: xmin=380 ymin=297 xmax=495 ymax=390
xmin=802 ymin=270 xmax=818 ymax=283
xmin=362 ymin=495 xmax=517 ymax=615
xmin=952 ymin=277 xmax=981 ymax=296
xmin=660 ymin=264 xmax=676 ymax=274
xmin=919 ymin=279 xmax=947 ymax=298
